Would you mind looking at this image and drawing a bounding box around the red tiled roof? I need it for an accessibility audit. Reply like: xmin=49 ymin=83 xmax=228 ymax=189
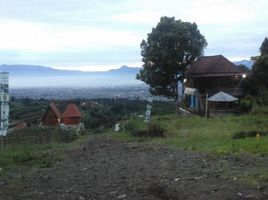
xmin=50 ymin=103 xmax=62 ymax=119
xmin=187 ymin=55 xmax=243 ymax=77
xmin=62 ymin=103 xmax=81 ymax=118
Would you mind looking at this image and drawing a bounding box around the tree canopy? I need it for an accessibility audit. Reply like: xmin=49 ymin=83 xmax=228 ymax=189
xmin=137 ymin=16 xmax=207 ymax=98
xmin=260 ymin=37 xmax=268 ymax=56
xmin=251 ymin=37 xmax=268 ymax=91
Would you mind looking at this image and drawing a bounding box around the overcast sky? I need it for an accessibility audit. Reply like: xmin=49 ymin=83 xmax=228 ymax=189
xmin=0 ymin=0 xmax=267 ymax=71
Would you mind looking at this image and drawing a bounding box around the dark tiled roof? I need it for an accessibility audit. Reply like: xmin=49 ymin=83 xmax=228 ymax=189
xmin=50 ymin=103 xmax=62 ymax=119
xmin=187 ymin=55 xmax=243 ymax=77
xmin=62 ymin=103 xmax=81 ymax=118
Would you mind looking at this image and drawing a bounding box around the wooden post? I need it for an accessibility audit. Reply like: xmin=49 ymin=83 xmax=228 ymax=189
xmin=205 ymin=93 xmax=208 ymax=118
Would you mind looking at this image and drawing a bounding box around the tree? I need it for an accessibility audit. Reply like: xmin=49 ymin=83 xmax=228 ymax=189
xmin=251 ymin=37 xmax=268 ymax=91
xmin=137 ymin=16 xmax=207 ymax=99
xmin=260 ymin=37 xmax=268 ymax=56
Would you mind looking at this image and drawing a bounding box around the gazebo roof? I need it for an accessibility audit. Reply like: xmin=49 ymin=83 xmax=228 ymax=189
xmin=208 ymin=91 xmax=238 ymax=102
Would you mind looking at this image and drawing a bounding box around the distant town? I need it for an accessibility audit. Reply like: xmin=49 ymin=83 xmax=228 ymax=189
xmin=10 ymin=85 xmax=152 ymax=100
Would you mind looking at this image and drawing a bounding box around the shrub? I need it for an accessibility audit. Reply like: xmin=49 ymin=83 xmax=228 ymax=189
xmin=130 ymin=123 xmax=165 ymax=137
xmin=7 ymin=127 xmax=78 ymax=144
xmin=239 ymin=96 xmax=255 ymax=113
xmin=53 ymin=128 xmax=79 ymax=143
xmin=251 ymin=106 xmax=268 ymax=115
xmin=124 ymin=121 xmax=136 ymax=132
xmin=147 ymin=123 xmax=165 ymax=137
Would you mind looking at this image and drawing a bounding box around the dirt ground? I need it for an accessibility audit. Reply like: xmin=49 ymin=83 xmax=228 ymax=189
xmin=1 ymin=137 xmax=268 ymax=200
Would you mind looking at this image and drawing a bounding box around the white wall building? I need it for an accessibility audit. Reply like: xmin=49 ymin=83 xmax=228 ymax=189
xmin=0 ymin=72 xmax=9 ymax=136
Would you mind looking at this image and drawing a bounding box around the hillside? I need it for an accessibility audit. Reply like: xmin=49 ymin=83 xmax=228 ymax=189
xmin=1 ymin=112 xmax=268 ymax=199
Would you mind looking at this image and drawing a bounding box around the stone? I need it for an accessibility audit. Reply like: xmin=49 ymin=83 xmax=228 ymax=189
xmin=174 ymin=177 xmax=180 ymax=182
xmin=78 ymin=195 xmax=86 ymax=200
xmin=237 ymin=192 xmax=243 ymax=197
xmin=117 ymin=194 xmax=127 ymax=199
xmin=0 ymin=180 xmax=7 ymax=186
xmin=256 ymin=184 xmax=265 ymax=190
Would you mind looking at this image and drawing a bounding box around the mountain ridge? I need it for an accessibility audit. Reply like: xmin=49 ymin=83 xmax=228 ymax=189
xmin=233 ymin=60 xmax=253 ymax=68
xmin=0 ymin=64 xmax=141 ymax=88
xmin=0 ymin=64 xmax=140 ymax=76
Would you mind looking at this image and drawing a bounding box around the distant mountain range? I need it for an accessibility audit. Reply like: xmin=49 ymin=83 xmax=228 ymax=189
xmin=0 ymin=64 xmax=141 ymax=88
xmin=233 ymin=60 xmax=253 ymax=69
xmin=0 ymin=64 xmax=140 ymax=76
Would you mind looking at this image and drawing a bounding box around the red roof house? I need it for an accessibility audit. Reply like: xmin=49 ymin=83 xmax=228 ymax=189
xmin=41 ymin=103 xmax=62 ymax=126
xmin=62 ymin=103 xmax=81 ymax=125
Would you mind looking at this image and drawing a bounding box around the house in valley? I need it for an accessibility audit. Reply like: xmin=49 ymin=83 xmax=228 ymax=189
xmin=41 ymin=103 xmax=62 ymax=126
xmin=184 ymin=55 xmax=246 ymax=115
xmin=41 ymin=103 xmax=82 ymax=130
xmin=62 ymin=103 xmax=81 ymax=125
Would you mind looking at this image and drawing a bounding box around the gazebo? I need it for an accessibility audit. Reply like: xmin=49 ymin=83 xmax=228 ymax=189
xmin=207 ymin=91 xmax=238 ymax=114
xmin=208 ymin=91 xmax=238 ymax=102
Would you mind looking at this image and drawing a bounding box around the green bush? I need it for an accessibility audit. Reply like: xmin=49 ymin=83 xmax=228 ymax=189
xmin=124 ymin=121 xmax=136 ymax=132
xmin=53 ymin=128 xmax=79 ymax=142
xmin=239 ymin=96 xmax=255 ymax=113
xmin=130 ymin=123 xmax=165 ymax=137
xmin=7 ymin=127 xmax=78 ymax=144
xmin=251 ymin=106 xmax=268 ymax=115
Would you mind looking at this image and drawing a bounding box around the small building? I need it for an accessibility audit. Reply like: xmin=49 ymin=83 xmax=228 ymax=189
xmin=41 ymin=103 xmax=62 ymax=126
xmin=184 ymin=55 xmax=246 ymax=115
xmin=62 ymin=103 xmax=81 ymax=125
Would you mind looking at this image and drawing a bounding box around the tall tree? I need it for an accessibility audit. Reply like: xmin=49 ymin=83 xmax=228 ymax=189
xmin=251 ymin=37 xmax=268 ymax=91
xmin=260 ymin=37 xmax=268 ymax=56
xmin=137 ymin=16 xmax=207 ymax=99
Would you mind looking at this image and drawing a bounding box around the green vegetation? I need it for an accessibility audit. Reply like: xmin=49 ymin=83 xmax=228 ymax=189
xmin=113 ymin=112 xmax=268 ymax=155
xmin=7 ymin=127 xmax=80 ymax=144
xmin=81 ymin=98 xmax=174 ymax=132
xmin=3 ymin=98 xmax=174 ymax=172
xmin=251 ymin=37 xmax=268 ymax=92
xmin=243 ymin=37 xmax=268 ymax=101
xmin=137 ymin=16 xmax=207 ymax=98
xmin=0 ymin=144 xmax=61 ymax=170
xmin=0 ymin=133 xmax=92 ymax=173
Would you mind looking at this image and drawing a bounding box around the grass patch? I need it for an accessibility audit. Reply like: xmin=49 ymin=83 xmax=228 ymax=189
xmin=112 ymin=114 xmax=268 ymax=154
xmin=235 ymin=170 xmax=268 ymax=189
xmin=0 ymin=144 xmax=59 ymax=170
xmin=0 ymin=133 xmax=93 ymax=173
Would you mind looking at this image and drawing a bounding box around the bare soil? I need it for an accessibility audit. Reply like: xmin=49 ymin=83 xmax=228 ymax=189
xmin=1 ymin=137 xmax=268 ymax=200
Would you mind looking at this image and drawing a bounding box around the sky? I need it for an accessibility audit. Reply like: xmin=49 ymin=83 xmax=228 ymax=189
xmin=0 ymin=0 xmax=267 ymax=71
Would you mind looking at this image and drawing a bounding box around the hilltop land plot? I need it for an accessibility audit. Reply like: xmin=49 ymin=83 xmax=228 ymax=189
xmin=1 ymin=137 xmax=268 ymax=200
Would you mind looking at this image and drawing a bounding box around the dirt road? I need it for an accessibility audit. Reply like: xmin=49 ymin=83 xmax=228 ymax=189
xmin=1 ymin=137 xmax=268 ymax=200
